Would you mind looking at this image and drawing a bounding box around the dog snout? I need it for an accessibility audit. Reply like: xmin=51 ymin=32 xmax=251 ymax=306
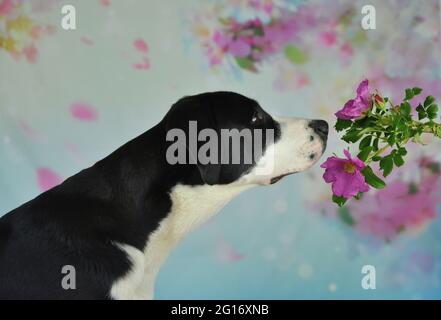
xmin=309 ymin=120 xmax=328 ymax=140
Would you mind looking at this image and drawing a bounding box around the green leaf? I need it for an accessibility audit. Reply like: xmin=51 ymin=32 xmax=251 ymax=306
xmin=404 ymin=88 xmax=414 ymax=100
xmin=332 ymin=195 xmax=347 ymax=207
xmin=393 ymin=154 xmax=404 ymax=167
xmin=353 ymin=116 xmax=374 ymax=129
xmin=338 ymin=207 xmax=355 ymax=226
xmin=334 ymin=118 xmax=352 ymax=132
xmin=395 ymin=118 xmax=407 ymax=131
xmin=354 ymin=192 xmax=364 ymax=200
xmin=357 ymin=146 xmax=373 ymax=162
xmin=362 ymin=166 xmax=386 ymax=189
xmin=254 ymin=27 xmax=264 ymax=36
xmin=372 ymin=137 xmax=379 ymax=151
xmin=412 ymin=87 xmax=422 ymax=96
xmin=387 ymin=135 xmax=396 ymax=146
xmin=408 ymin=182 xmax=419 ymax=194
xmin=342 ymin=129 xmax=362 ymax=143
xmin=380 ymin=156 xmax=394 ymax=177
xmin=416 ymin=104 xmax=425 ymax=113
xmin=427 ymin=104 xmax=438 ymax=120
xmin=402 ymin=126 xmax=411 ymax=140
xmin=234 ymin=57 xmax=257 ymax=72
xmin=372 ymin=156 xmax=382 ymax=162
xmin=400 ymin=102 xmax=411 ymax=116
xmin=430 ymin=163 xmax=440 ymax=173
xmin=284 ymin=44 xmax=308 ymax=65
xmin=359 ymin=136 xmax=372 ymax=149
xmin=397 ymin=147 xmax=407 ymax=156
xmin=424 ymin=95 xmax=435 ymax=107
xmin=418 ymin=111 xmax=427 ymax=120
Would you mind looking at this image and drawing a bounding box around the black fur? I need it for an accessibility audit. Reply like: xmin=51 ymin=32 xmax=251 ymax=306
xmin=0 ymin=92 xmax=280 ymax=299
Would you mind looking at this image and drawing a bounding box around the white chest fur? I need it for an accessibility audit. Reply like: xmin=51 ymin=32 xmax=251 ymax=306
xmin=110 ymin=182 xmax=251 ymax=300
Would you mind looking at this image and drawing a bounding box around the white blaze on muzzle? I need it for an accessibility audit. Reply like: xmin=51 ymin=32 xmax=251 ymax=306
xmin=240 ymin=117 xmax=327 ymax=185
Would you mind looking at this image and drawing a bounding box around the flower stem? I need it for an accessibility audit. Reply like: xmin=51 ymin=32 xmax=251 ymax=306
xmin=422 ymin=123 xmax=441 ymax=134
xmin=365 ymin=122 xmax=440 ymax=165
xmin=366 ymin=145 xmax=390 ymax=164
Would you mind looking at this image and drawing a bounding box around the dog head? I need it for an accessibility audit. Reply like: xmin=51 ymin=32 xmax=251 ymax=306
xmin=164 ymin=91 xmax=328 ymax=186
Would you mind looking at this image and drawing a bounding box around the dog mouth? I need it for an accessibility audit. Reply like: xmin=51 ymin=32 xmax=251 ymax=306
xmin=270 ymin=172 xmax=297 ymax=184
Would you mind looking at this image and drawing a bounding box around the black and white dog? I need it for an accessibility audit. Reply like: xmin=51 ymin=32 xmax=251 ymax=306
xmin=0 ymin=92 xmax=328 ymax=299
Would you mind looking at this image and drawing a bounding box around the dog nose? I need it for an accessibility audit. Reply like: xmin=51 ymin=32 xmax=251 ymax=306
xmin=309 ymin=120 xmax=329 ymax=139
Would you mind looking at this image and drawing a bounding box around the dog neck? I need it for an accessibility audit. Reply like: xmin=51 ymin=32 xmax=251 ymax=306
xmin=111 ymin=182 xmax=251 ymax=300
xmin=144 ymin=183 xmax=251 ymax=297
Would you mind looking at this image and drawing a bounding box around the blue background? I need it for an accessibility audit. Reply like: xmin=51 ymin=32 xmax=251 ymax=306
xmin=0 ymin=0 xmax=440 ymax=299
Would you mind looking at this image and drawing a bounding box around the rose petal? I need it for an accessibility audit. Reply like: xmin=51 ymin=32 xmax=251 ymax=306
xmin=70 ymin=102 xmax=98 ymax=121
xmin=37 ymin=167 xmax=63 ymax=192
xmin=134 ymin=38 xmax=148 ymax=53
xmin=343 ymin=149 xmax=352 ymax=161
xmin=356 ymin=79 xmax=369 ymax=97
xmin=228 ymin=39 xmax=251 ymax=57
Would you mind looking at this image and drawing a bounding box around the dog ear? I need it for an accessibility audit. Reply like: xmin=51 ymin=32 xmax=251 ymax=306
xmin=164 ymin=95 xmax=222 ymax=185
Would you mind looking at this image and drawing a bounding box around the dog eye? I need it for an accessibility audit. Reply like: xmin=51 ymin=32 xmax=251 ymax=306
xmin=251 ymin=112 xmax=264 ymax=126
